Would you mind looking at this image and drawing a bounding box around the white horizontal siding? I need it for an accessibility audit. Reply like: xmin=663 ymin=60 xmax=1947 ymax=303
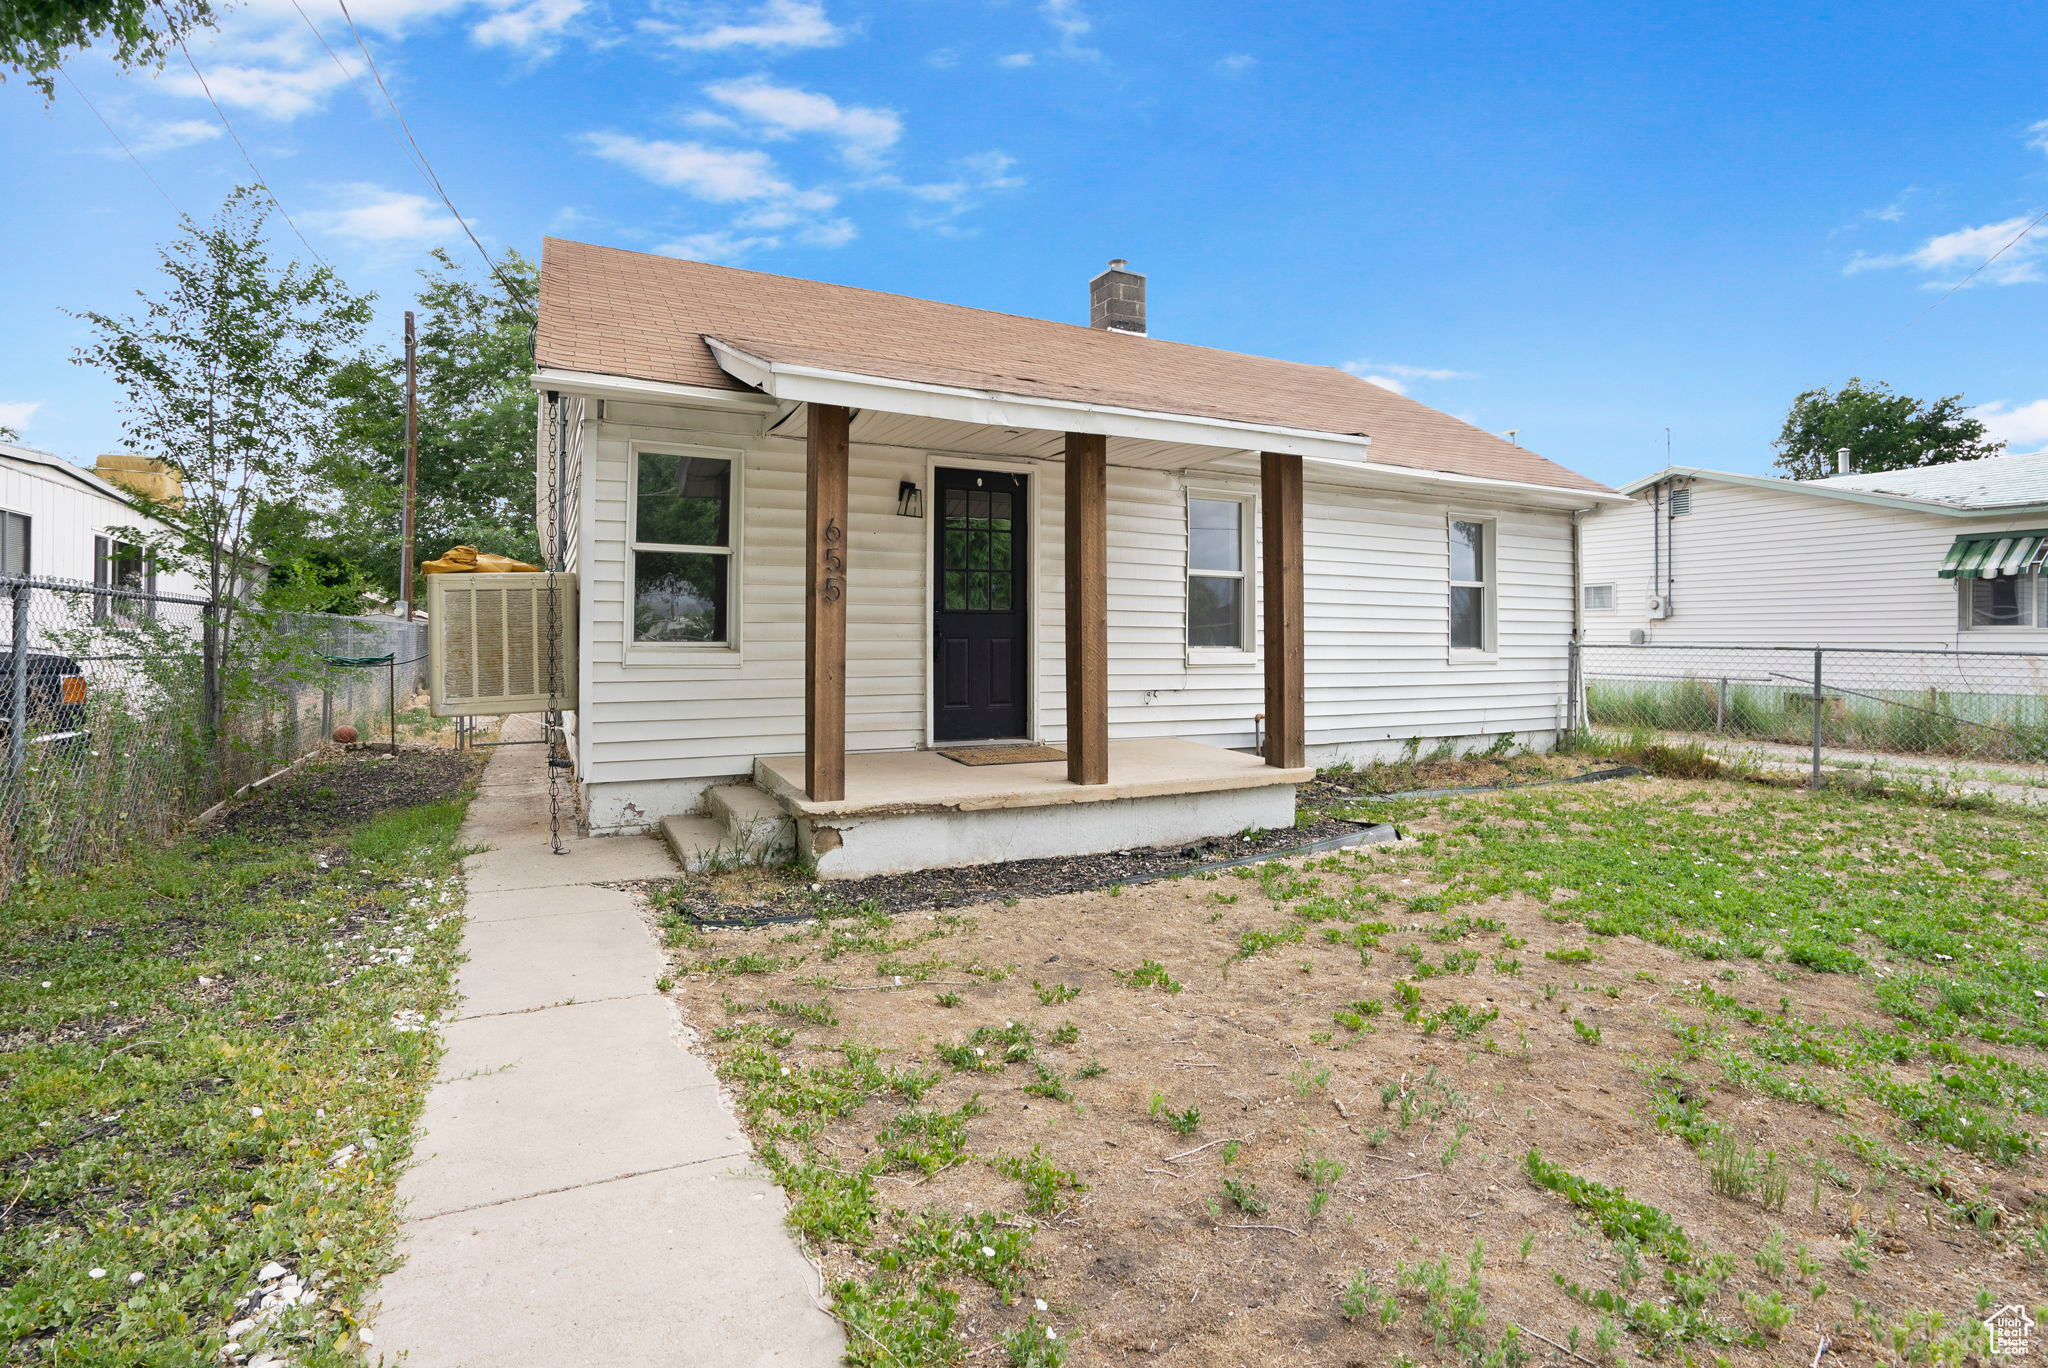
xmin=1580 ymin=478 xmax=2048 ymax=649
xmin=571 ymin=402 xmax=1578 ymax=794
xmin=0 ymin=456 xmax=205 ymax=596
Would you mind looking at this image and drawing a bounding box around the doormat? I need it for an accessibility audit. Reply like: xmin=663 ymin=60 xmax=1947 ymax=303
xmin=938 ymin=744 xmax=1068 ymax=766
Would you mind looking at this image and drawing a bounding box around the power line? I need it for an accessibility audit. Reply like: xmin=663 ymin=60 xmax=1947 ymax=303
xmin=287 ymin=0 xmax=438 ymax=189
xmin=59 ymin=69 xmax=186 ymax=218
xmin=169 ymin=28 xmax=331 ymax=268
xmin=1874 ymin=207 xmax=2048 ymax=349
xmin=330 ymin=0 xmax=535 ymax=313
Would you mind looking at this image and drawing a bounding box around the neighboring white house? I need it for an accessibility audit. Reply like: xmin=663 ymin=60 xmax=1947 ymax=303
xmin=0 ymin=441 xmax=204 ymax=599
xmin=515 ymin=240 xmax=1621 ymax=874
xmin=1579 ymin=452 xmax=2048 ymax=649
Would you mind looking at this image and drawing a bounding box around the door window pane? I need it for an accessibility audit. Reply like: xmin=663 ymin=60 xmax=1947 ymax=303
xmin=1450 ymin=585 xmax=1485 ymax=650
xmin=1189 ymin=498 xmax=1241 ymax=572
xmin=636 ymin=453 xmax=730 ymax=548
xmin=1450 ymin=520 xmax=1485 ymax=583
xmin=634 ymin=551 xmax=729 ymax=642
xmin=1189 ymin=575 xmax=1243 ymax=649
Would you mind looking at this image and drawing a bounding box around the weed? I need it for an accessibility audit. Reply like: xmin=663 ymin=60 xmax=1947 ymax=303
xmin=1571 ymin=1017 xmax=1603 ymax=1046
xmin=1222 ymin=1176 xmax=1265 ymax=1215
xmin=1150 ymin=1093 xmax=1203 ymax=1136
xmin=1289 ymin=1059 xmax=1332 ymax=1096
xmin=999 ymin=1316 xmax=1067 ymax=1367
xmin=833 ymin=1275 xmax=961 ymax=1367
xmin=1115 ymin=960 xmax=1184 ymax=993
xmin=988 ymin=1147 xmax=1086 ymax=1216
xmin=1033 ymin=980 xmax=1080 ymax=1005
xmin=935 ymin=991 xmax=963 ymax=1007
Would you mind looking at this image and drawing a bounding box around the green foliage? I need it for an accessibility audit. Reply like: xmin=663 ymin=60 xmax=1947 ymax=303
xmin=987 ymin=1147 xmax=1085 ymax=1216
xmin=999 ymin=1315 xmax=1068 ymax=1367
xmin=1221 ymin=1176 xmax=1265 ymax=1215
xmin=310 ymin=249 xmax=540 ymax=596
xmin=1523 ymin=1148 xmax=1694 ymax=1266
xmin=1114 ymin=960 xmax=1183 ymax=993
xmin=1773 ymin=377 xmax=2003 ymax=481
xmin=1 ymin=0 xmax=218 ymax=99
xmin=834 ymin=1275 xmax=963 ymax=1367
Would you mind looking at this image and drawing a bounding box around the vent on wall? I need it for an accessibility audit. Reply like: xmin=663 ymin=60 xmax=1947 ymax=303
xmin=428 ymin=573 xmax=578 ymax=717
xmin=1668 ymin=487 xmax=1693 ymax=516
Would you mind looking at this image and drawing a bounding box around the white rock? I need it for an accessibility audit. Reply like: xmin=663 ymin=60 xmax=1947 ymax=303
xmin=358 ymin=1328 xmax=376 ymax=1346
xmin=256 ymin=1262 xmax=287 ymax=1282
xmin=228 ymin=1319 xmax=256 ymax=1338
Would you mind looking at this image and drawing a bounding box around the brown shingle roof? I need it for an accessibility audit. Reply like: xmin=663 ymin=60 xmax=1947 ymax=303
xmin=537 ymin=237 xmax=1609 ymax=495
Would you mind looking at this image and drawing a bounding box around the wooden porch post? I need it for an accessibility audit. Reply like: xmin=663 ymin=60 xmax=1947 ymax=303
xmin=1261 ymin=451 xmax=1306 ymax=770
xmin=805 ymin=403 xmax=850 ymax=800
xmin=1064 ymin=432 xmax=1109 ymax=786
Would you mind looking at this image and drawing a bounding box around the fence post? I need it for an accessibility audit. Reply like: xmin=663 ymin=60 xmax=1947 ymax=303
xmin=1810 ymin=647 xmax=1824 ymax=790
xmin=1565 ymin=639 xmax=1580 ymax=739
xmin=7 ymin=583 xmax=28 ymax=794
xmin=1715 ymin=678 xmax=1727 ymax=733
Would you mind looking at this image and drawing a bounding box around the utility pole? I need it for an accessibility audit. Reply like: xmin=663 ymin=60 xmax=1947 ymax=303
xmin=399 ymin=309 xmax=418 ymax=619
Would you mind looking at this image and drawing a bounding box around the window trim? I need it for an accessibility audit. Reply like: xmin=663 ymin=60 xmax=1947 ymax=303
xmin=1184 ymin=487 xmax=1258 ymax=665
xmin=1959 ymin=572 xmax=2044 ymax=632
xmin=624 ymin=441 xmax=744 ymax=662
xmin=1447 ymin=515 xmax=1497 ymax=660
xmin=93 ymin=533 xmax=156 ymax=622
xmin=1582 ymin=582 xmax=1616 ymax=613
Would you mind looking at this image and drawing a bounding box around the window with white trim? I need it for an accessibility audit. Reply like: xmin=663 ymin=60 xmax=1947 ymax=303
xmin=93 ymin=534 xmax=154 ymax=622
xmin=1963 ymin=574 xmax=2042 ymax=629
xmin=1449 ymin=518 xmax=1492 ymax=651
xmin=1582 ymin=583 xmax=1616 ymax=612
xmin=631 ymin=448 xmax=736 ymax=645
xmin=1186 ymin=494 xmax=1252 ymax=652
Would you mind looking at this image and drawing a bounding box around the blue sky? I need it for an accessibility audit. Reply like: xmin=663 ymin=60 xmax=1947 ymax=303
xmin=4 ymin=0 xmax=2045 ymax=488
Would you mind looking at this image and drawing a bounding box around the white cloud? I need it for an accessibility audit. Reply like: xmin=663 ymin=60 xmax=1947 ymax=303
xmin=1040 ymin=0 xmax=1097 ymax=59
xmin=0 ymin=401 xmax=43 ymax=434
xmin=1976 ymin=398 xmax=2048 ymax=453
xmin=472 ymin=0 xmax=587 ymax=53
xmin=582 ymin=132 xmax=833 ymax=207
xmin=1215 ymin=53 xmax=1255 ymax=74
xmin=125 ymin=118 xmax=223 ymax=154
xmin=656 ymin=229 xmax=782 ymax=262
xmin=1341 ymin=359 xmax=1473 ymax=383
xmin=1865 ymin=189 xmax=1914 ymax=223
xmin=997 ymin=51 xmax=1034 ymax=68
xmin=158 ymin=45 xmax=356 ymax=120
xmin=2029 ymin=118 xmax=2048 ymax=156
xmin=306 ymin=184 xmax=464 ymax=242
xmin=703 ymin=76 xmax=900 ymax=167
xmin=1847 ymin=216 xmax=2048 ymax=287
xmin=883 ymin=150 xmax=1023 ymax=227
xmin=659 ymin=0 xmax=843 ymax=52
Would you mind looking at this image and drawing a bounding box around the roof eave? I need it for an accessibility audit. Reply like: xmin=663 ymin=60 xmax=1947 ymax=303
xmin=702 ymin=336 xmax=1377 ymax=466
xmin=1611 ymin=465 xmax=2048 ymax=518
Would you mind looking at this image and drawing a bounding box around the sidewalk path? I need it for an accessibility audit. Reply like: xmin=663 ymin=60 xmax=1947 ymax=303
xmin=373 ymin=746 xmax=844 ymax=1367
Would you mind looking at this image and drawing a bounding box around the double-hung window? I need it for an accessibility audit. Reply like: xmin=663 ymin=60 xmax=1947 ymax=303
xmin=631 ymin=447 xmax=737 ymax=646
xmin=1187 ymin=494 xmax=1252 ymax=653
xmin=1448 ymin=518 xmax=1492 ymax=652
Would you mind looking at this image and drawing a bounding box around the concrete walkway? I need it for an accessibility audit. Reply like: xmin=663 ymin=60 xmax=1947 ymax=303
xmin=373 ymin=746 xmax=844 ymax=1367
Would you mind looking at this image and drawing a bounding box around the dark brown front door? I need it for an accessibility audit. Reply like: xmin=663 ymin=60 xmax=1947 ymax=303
xmin=933 ymin=467 xmax=1028 ymax=742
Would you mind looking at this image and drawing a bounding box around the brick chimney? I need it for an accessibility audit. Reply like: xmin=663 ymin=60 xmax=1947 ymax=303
xmin=1089 ymin=258 xmax=1146 ymax=335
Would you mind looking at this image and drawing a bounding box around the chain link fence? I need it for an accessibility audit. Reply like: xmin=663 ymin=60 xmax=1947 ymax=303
xmin=1570 ymin=641 xmax=2048 ymax=784
xmin=2 ymin=575 xmax=428 ymax=894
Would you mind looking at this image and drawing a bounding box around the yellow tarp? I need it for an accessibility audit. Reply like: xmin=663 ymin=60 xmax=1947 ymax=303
xmin=420 ymin=545 xmax=542 ymax=575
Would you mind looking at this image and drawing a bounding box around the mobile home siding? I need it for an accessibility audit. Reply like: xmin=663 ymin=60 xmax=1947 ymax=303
xmin=570 ymin=401 xmax=1580 ymax=830
xmin=1580 ymin=477 xmax=2048 ymax=649
xmin=0 ymin=453 xmax=203 ymax=596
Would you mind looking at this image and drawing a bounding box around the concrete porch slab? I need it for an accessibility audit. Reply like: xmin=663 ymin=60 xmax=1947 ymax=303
xmin=756 ymin=736 xmax=1313 ymax=818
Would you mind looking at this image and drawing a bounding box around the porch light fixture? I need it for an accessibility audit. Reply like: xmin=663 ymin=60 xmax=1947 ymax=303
xmin=896 ymin=480 xmax=924 ymax=518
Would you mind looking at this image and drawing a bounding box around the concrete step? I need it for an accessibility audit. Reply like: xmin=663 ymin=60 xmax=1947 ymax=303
xmin=705 ymin=783 xmax=795 ymax=859
xmin=657 ymin=814 xmax=739 ymax=873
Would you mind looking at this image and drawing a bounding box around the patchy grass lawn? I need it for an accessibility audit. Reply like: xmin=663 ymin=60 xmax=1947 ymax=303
xmin=649 ymin=773 xmax=2048 ymax=1368
xmin=0 ymin=749 xmax=481 ymax=1366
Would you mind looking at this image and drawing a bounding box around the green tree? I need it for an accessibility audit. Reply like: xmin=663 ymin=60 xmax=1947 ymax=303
xmin=72 ymin=187 xmax=373 ymax=788
xmin=2 ymin=0 xmax=221 ymax=99
xmin=1772 ymin=378 xmax=2004 ymax=480
xmin=309 ymin=249 xmax=540 ymax=598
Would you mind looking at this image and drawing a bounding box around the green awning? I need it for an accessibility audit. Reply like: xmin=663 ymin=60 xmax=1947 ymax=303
xmin=1940 ymin=531 xmax=2048 ymax=580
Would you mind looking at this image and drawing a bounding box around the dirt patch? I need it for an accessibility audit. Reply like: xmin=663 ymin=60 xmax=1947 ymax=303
xmin=205 ymin=747 xmax=484 ymax=842
xmin=647 ymin=817 xmax=1393 ymax=924
xmin=651 ymin=776 xmax=2047 ymax=1368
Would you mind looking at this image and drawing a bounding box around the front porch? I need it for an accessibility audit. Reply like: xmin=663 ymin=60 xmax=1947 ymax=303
xmin=661 ymin=738 xmax=1313 ymax=879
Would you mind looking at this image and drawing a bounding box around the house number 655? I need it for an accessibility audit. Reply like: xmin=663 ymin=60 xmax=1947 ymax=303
xmin=821 ymin=518 xmax=845 ymax=603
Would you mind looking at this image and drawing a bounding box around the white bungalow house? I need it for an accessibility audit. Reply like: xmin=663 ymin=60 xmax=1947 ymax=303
xmin=1579 ymin=452 xmax=2048 ymax=649
xmin=527 ymin=240 xmax=1620 ymax=876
